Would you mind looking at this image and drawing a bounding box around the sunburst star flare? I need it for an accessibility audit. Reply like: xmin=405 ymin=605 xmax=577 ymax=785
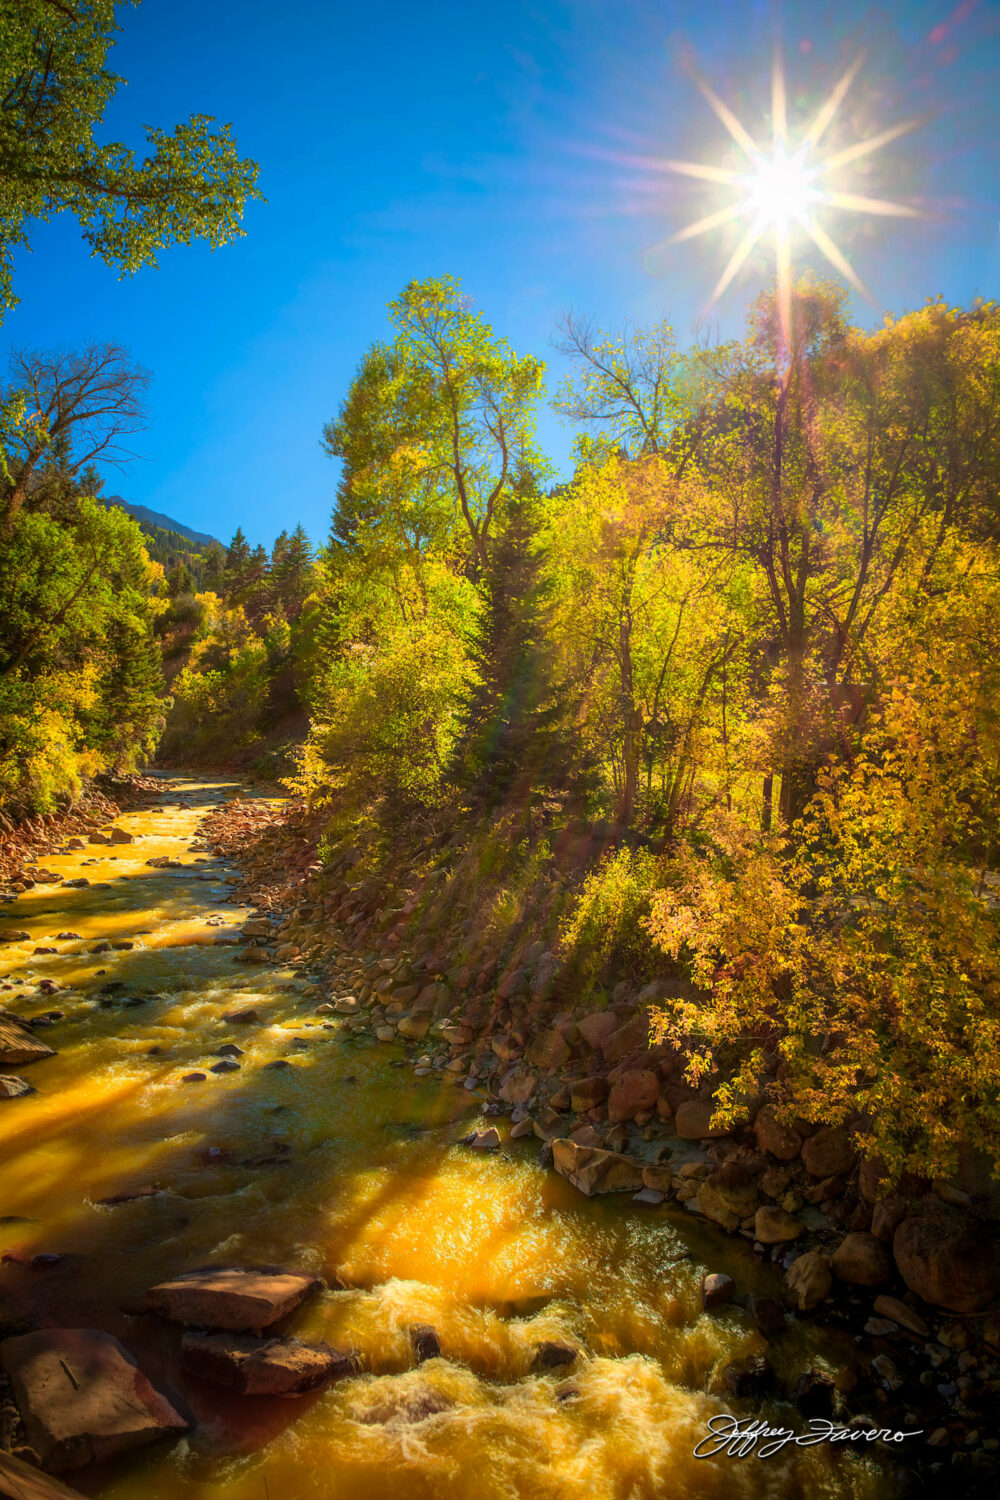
xmin=654 ymin=49 xmax=925 ymax=326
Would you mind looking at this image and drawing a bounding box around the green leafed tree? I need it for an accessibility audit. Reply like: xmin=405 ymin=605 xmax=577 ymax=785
xmin=323 ymin=276 xmax=547 ymax=577
xmin=0 ymin=0 xmax=262 ymax=319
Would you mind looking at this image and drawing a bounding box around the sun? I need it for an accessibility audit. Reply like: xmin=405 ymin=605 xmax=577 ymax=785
xmin=656 ymin=49 xmax=923 ymax=328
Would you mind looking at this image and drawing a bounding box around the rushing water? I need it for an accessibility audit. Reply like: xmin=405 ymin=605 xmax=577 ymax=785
xmin=0 ymin=777 xmax=891 ymax=1499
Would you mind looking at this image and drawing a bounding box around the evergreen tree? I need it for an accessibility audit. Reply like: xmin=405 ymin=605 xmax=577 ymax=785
xmin=451 ymin=473 xmax=566 ymax=803
xmin=272 ymin=523 xmax=315 ymax=616
xmin=223 ymin=527 xmax=252 ymax=602
xmin=165 ymin=559 xmax=193 ymax=598
xmin=201 ymin=541 xmax=226 ymax=592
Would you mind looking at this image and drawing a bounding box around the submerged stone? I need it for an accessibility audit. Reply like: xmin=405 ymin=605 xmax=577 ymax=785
xmin=180 ymin=1331 xmax=360 ymax=1394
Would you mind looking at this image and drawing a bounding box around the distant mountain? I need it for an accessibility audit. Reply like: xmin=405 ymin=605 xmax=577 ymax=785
xmin=101 ymin=496 xmax=221 ymax=551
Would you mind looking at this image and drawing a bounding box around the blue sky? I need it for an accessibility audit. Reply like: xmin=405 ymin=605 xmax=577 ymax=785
xmin=4 ymin=0 xmax=999 ymax=548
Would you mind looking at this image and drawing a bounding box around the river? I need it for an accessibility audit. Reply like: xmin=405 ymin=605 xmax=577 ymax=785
xmin=0 ymin=776 xmax=890 ymax=1499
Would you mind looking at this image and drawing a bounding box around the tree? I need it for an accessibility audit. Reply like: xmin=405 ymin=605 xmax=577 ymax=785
xmin=324 ymin=277 xmax=547 ymax=577
xmin=222 ymin=526 xmax=251 ymax=601
xmin=271 ymin=523 xmax=315 ymax=616
xmin=450 ymin=472 xmax=565 ymax=802
xmin=0 ymin=345 xmax=149 ymax=520
xmin=165 ymin=559 xmax=193 ymax=598
xmin=0 ymin=0 xmax=262 ymax=319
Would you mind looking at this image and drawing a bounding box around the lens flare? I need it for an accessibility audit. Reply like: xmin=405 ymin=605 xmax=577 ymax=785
xmin=657 ymin=48 xmax=924 ymax=335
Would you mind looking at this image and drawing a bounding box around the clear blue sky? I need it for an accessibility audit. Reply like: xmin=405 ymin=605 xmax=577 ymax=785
xmin=4 ymin=0 xmax=999 ymax=549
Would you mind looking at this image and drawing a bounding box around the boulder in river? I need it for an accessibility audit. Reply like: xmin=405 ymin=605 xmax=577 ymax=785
xmin=0 ymin=1074 xmax=34 ymax=1098
xmin=551 ymin=1139 xmax=643 ymax=1197
xmin=0 ymin=1328 xmax=187 ymax=1473
xmin=531 ymin=1340 xmax=579 ymax=1370
xmin=108 ymin=828 xmax=135 ymax=845
xmin=223 ymin=1008 xmax=259 ymax=1024
xmin=180 ymin=1332 xmax=360 ymax=1394
xmin=701 ymin=1273 xmax=735 ymax=1311
xmin=142 ymin=1265 xmax=322 ymax=1332
xmin=754 ymin=1205 xmax=804 ymax=1243
xmin=785 ymin=1251 xmax=832 ymax=1310
xmin=409 ymin=1326 xmax=441 ymax=1363
xmin=0 ymin=1014 xmax=55 ymax=1068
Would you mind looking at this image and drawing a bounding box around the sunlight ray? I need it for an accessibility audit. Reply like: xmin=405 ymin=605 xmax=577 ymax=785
xmin=821 ymin=118 xmax=922 ymax=173
xmin=771 ymin=49 xmax=787 ymax=147
xmin=823 ymin=191 xmax=921 ymax=218
xmin=798 ymin=213 xmax=869 ymax=298
xmin=709 ymin=213 xmax=768 ymax=304
xmin=802 ymin=51 xmax=866 ymax=148
xmin=668 ymin=203 xmax=746 ymax=245
xmin=663 ymin=158 xmax=742 ymax=186
xmin=694 ymin=76 xmax=760 ymax=159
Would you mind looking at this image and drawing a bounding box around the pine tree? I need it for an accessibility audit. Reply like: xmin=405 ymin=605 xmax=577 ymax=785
xmin=451 ymin=473 xmax=566 ymax=803
xmin=272 ymin=523 xmax=315 ymax=616
xmin=165 ymin=559 xmax=193 ymax=598
xmin=223 ymin=527 xmax=252 ymax=602
xmin=201 ymin=541 xmax=226 ymax=592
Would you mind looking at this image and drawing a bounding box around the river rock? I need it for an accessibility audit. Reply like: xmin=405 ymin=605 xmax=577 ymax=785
xmin=498 ymin=1065 xmax=536 ymax=1105
xmin=893 ymin=1206 xmax=1000 ymax=1312
xmin=641 ymin=1164 xmax=673 ymax=1192
xmin=531 ymin=1341 xmax=579 ymax=1370
xmin=180 ymin=1332 xmax=359 ymax=1394
xmin=0 ymin=931 xmax=32 ymax=943
xmin=872 ymin=1295 xmax=929 ymax=1337
xmin=551 ymin=1139 xmax=643 ymax=1197
xmin=701 ymin=1273 xmax=735 ymax=1311
xmin=142 ymin=1265 xmax=322 ymax=1332
xmin=576 ymin=1011 xmax=619 ymax=1050
xmin=210 ymin=1059 xmax=240 ymax=1074
xmin=871 ymin=1195 xmax=908 ymax=1243
xmin=525 ymin=1030 xmax=571 ymax=1070
xmin=785 ymin=1251 xmax=832 ymax=1310
xmin=108 ymin=828 xmax=135 ymax=845
xmin=238 ymin=947 xmax=271 ymax=965
xmin=698 ymin=1163 xmax=759 ymax=1231
xmin=830 ymin=1232 xmax=891 ymax=1287
xmin=0 ymin=1449 xmax=90 ymax=1499
xmin=0 ymin=1074 xmax=34 ymax=1098
xmin=467 ymin=1127 xmax=500 ymax=1152
xmin=754 ymin=1106 xmax=802 ymax=1161
xmin=607 ymin=1069 xmax=660 ymax=1124
xmin=602 ymin=1014 xmax=653 ymax=1065
xmin=0 ymin=1328 xmax=187 ymax=1473
xmin=801 ymin=1126 xmax=856 ymax=1178
xmin=409 ymin=1326 xmax=441 ymax=1362
xmin=674 ymin=1100 xmax=730 ymax=1140
xmin=0 ymin=1016 xmax=55 ymax=1068
xmin=223 ymin=1008 xmax=259 ymax=1024
xmin=397 ymin=1014 xmax=430 ymax=1040
xmin=754 ymin=1205 xmax=804 ymax=1243
xmin=241 ymin=919 xmax=274 ymax=938
xmin=569 ymin=1076 xmax=608 ymax=1111
xmin=749 ymin=1294 xmax=787 ymax=1339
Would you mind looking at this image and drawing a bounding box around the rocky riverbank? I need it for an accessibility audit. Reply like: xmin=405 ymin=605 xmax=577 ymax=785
xmin=198 ymin=792 xmax=1000 ymax=1494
